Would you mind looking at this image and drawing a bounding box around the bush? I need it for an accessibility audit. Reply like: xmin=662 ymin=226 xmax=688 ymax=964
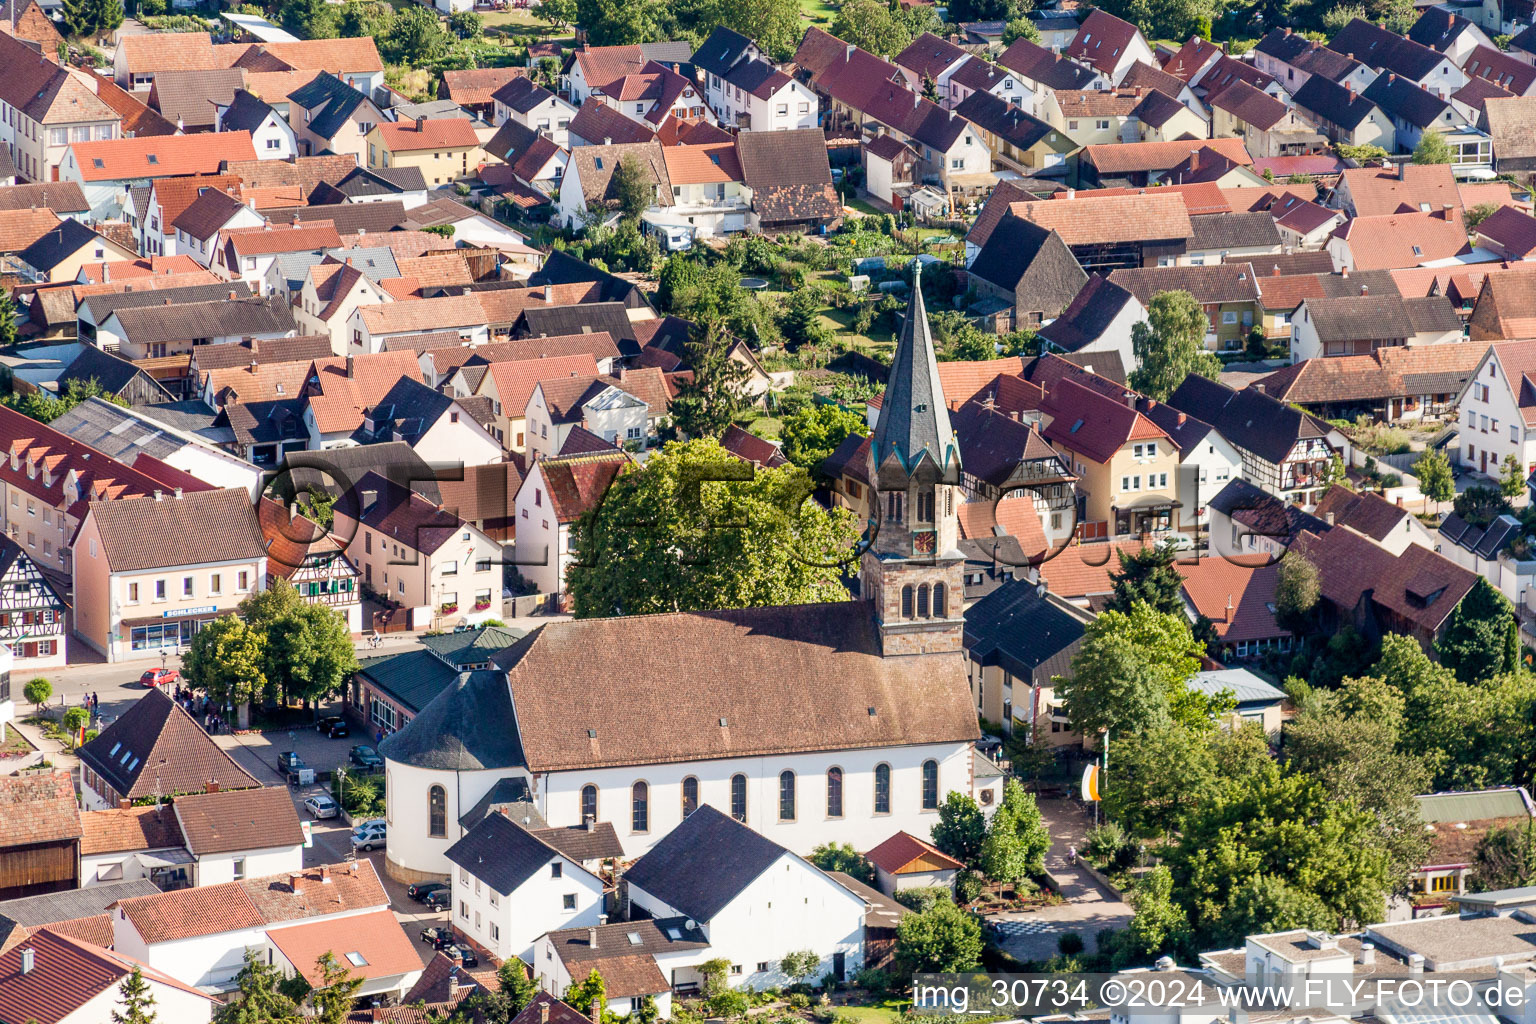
xmin=954 ymin=868 xmax=984 ymax=904
xmin=852 ymin=968 xmax=888 ymax=993
xmin=1057 ymin=932 xmax=1085 ymax=957
xmin=893 ymin=886 xmax=953 ymax=913
xmin=62 ymin=707 xmax=88 ymax=734
xmin=787 ymin=993 xmax=811 ymax=1009
xmin=707 ymin=990 xmax=750 ymax=1017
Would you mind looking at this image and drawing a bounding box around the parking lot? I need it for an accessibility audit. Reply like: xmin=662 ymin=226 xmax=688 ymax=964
xmin=214 ymin=723 xmax=451 ymax=969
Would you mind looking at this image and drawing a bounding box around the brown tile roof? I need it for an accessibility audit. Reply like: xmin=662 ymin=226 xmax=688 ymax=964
xmin=239 ymin=859 xmax=389 ymax=924
xmin=535 ymin=451 xmax=630 ymax=524
xmin=357 ymin=295 xmax=487 ymax=337
xmin=572 ymin=43 xmax=650 ymax=93
xmin=77 ymin=689 xmax=262 ymax=802
xmin=1261 ymin=345 xmax=1482 ymax=406
xmin=151 ymin=173 xmax=242 ymax=231
xmin=719 ymin=424 xmax=788 ymax=469
xmin=492 ymin=600 xmax=979 ymax=772
xmin=376 ymin=118 xmax=480 ymax=152
xmin=569 ymin=140 xmax=671 ymax=208
xmin=1053 ymin=87 xmax=1145 ymax=116
xmin=78 ymin=805 xmax=183 ymax=855
xmin=118 ymin=32 xmax=218 ymax=74
xmin=174 ymin=786 xmax=304 ymax=856
xmin=220 ymin=38 xmax=383 ymax=75
xmin=305 ymin=350 xmax=424 ymax=433
xmin=486 ymin=353 xmax=600 ymax=416
xmin=89 ymin=486 xmax=266 ymax=573
xmin=1082 ymin=135 xmax=1251 ymax=175
xmin=0 ymin=207 xmax=62 ymax=254
xmin=1483 ymin=95 xmax=1536 ymax=162
xmin=147 ymin=68 xmax=246 ymax=129
xmin=0 ymin=771 xmax=80 ymax=847
xmin=45 ymin=914 xmax=114 ymax=948
xmin=1475 ymin=272 xmax=1536 ymax=340
xmin=91 ymin=73 xmax=179 ymax=138
xmin=1009 ymin=193 xmax=1192 ymax=245
xmin=192 ymin=334 xmax=332 ymax=372
xmin=568 ymin=96 xmax=655 ymax=145
xmin=403 ymin=951 xmax=499 ymax=1007
xmin=865 ymin=830 xmax=964 ymax=874
xmin=1333 ymin=211 xmax=1472 ymax=270
xmin=223 ymin=220 xmax=343 ymax=258
xmin=1175 ymin=557 xmax=1289 ymax=643
xmin=0 ymin=0 xmax=62 ymax=50
xmin=219 ymin=154 xmax=359 ymax=195
xmin=1040 ymin=377 xmax=1166 ymax=464
xmin=441 ymin=66 xmax=528 ymax=107
xmin=393 ymin=253 xmax=474 ymax=291
xmin=0 ymin=34 xmax=112 ymax=126
xmin=113 ymin=882 xmax=266 ymax=944
xmin=1037 ymin=539 xmax=1148 ymax=599
xmin=0 ymin=182 xmax=89 ymax=215
xmin=350 ymin=472 xmax=469 ymax=555
xmin=266 ymin=908 xmax=420 ymax=986
xmin=72 ymin=133 xmax=258 ymax=182
xmin=1341 ymin=163 xmax=1463 ymax=218
xmin=1108 ymin=262 xmax=1262 ymax=305
xmin=735 ymin=127 xmax=839 ymax=224
xmin=436 ymin=463 xmax=524 ymax=527
xmin=894 ymin=31 xmax=969 ymax=78
xmin=1065 ymin=8 xmax=1142 ymax=75
xmin=1163 ymin=35 xmax=1221 ymax=81
xmin=1290 ymin=525 xmax=1478 ymax=635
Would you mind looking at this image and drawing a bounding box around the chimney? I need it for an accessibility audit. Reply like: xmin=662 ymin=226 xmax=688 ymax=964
xmin=320 ymin=865 xmax=331 ymax=883
xmin=250 ymin=359 xmax=258 ymax=373
xmin=542 ymin=1004 xmax=551 ymax=1024
xmin=913 ymin=92 xmax=920 ymax=109
xmin=1189 ymin=148 xmax=1199 ymax=172
xmin=290 ymin=873 xmax=306 ymax=894
xmin=1359 ymin=942 xmax=1376 ymax=966
xmin=1177 ymin=411 xmax=1186 ymax=425
xmin=416 ymin=115 xmax=426 ymax=133
xmin=362 ymin=488 xmax=378 ymax=514
xmin=19 ymin=948 xmax=33 ymax=975
xmin=545 ymin=286 xmax=554 ymax=304
xmin=1440 ymin=203 xmax=1453 ymax=219
xmin=1325 ymin=511 xmax=1335 ymax=526
xmin=346 ymin=355 xmax=356 ymax=378
xmin=205 ymin=779 xmax=220 ymax=793
xmin=1341 ymin=266 xmax=1349 ymax=278
xmin=153 ymin=489 xmax=163 ymax=501
xmin=846 ymin=44 xmax=855 ymax=59
xmin=119 ymin=798 xmax=133 ymax=810
xmin=1346 ymin=80 xmax=1354 ymax=97
xmin=1253 ymin=383 xmax=1266 ymax=394
xmin=228 ymin=290 xmax=237 ymax=301
xmin=591 ymin=998 xmax=603 ymax=1024
xmin=448 ymin=974 xmax=459 ymax=1001
xmin=103 ymin=263 xmax=111 ymax=282
xmin=349 ymin=859 xmax=359 ymax=874
xmin=1066 ymin=188 xmax=1075 ymax=199
xmin=589 ymin=927 xmax=598 ymax=948
xmin=1361 ymin=285 xmax=1369 ymax=295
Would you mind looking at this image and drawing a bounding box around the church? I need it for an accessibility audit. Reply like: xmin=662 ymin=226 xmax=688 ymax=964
xmin=378 ymin=273 xmax=1000 ymax=882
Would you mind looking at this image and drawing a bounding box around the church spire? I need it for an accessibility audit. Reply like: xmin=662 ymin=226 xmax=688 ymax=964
xmin=869 ymin=263 xmax=961 ymax=486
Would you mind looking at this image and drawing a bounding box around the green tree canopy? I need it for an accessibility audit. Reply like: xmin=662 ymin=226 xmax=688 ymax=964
xmin=1336 ymin=143 xmax=1390 ymax=164
xmin=1412 ymin=131 xmax=1454 ymax=164
xmin=1274 ymin=552 xmax=1320 ymax=634
xmin=1116 ymin=866 xmax=1192 ymax=966
xmin=1465 ymin=202 xmax=1502 ymax=232
xmin=609 ymin=154 xmax=654 ymax=223
xmin=1453 ymin=485 xmax=1511 ymax=527
xmin=1002 ymin=15 xmax=1040 ymax=43
xmin=829 ymin=0 xmax=936 ymax=55
xmin=1129 ymin=290 xmax=1222 ymax=401
xmin=182 ymin=615 xmax=267 ymax=709
xmin=1501 ymin=452 xmax=1528 ymax=499
xmin=240 ymin=583 xmax=359 ymax=706
xmin=567 ymin=438 xmax=860 ymax=617
xmin=932 ymin=792 xmax=987 ymax=867
xmin=311 ymin=953 xmax=363 ymax=1024
xmin=214 ymin=950 xmax=304 ymax=1024
xmin=382 ymin=6 xmax=447 ymax=65
xmin=892 ymin=898 xmax=983 ymax=975
xmin=576 ymin=0 xmax=662 ymax=46
xmin=667 ymin=323 xmax=755 ymax=439
xmin=113 ymin=967 xmax=158 ymax=1024
xmin=1435 ymin=576 xmax=1516 ymax=683
xmin=1105 ymin=543 xmax=1186 ymax=616
xmin=808 ymin=841 xmax=875 ymax=883
xmin=1413 ymin=448 xmax=1454 ymax=510
xmin=1472 ymin=821 xmax=1536 ymax=891
xmin=565 ymin=970 xmax=608 ymax=1018
xmin=23 ymin=676 xmax=51 ymax=712
xmin=1056 ymin=603 xmax=1217 ymax=738
xmin=3 ymin=378 xmax=130 ymax=424
xmin=535 ymin=0 xmax=576 ymax=27
xmin=278 ymin=0 xmax=336 ymax=37
xmin=979 ymin=778 xmax=1050 ymax=883
xmin=779 ymin=402 xmax=868 ymax=474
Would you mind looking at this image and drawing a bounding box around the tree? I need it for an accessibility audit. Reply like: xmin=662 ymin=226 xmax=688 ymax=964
xmin=1466 ymin=202 xmax=1501 ymax=232
xmin=113 ymin=967 xmax=158 ymax=1024
xmin=1413 ymin=448 xmax=1454 ymax=512
xmin=23 ymin=676 xmax=51 ymax=713
xmin=240 ymin=584 xmax=358 ymax=707
xmin=809 ymin=841 xmax=875 ymax=884
xmin=979 ymin=778 xmax=1050 ymax=883
xmin=1472 ymin=821 xmax=1536 ymax=891
xmin=1453 ymin=485 xmax=1510 ymax=527
xmin=1436 ymin=576 xmax=1517 ymax=683
xmin=1274 ymin=552 xmax=1320 ymax=635
xmin=278 ymin=0 xmax=336 ymax=37
xmin=780 ymin=288 xmax=831 ymax=349
xmin=699 ymin=0 xmax=803 ymax=60
xmin=1003 ymin=15 xmax=1040 ymax=42
xmin=311 ymin=952 xmax=363 ymax=1024
xmin=1117 ymin=866 xmax=1191 ymax=966
xmin=3 ymin=378 xmax=130 ymax=424
xmin=1129 ymin=290 xmax=1222 ymax=401
xmin=567 ymin=438 xmax=860 ymax=617
xmin=1103 ymin=723 xmax=1216 ymax=839
xmin=1412 ymin=131 xmax=1454 ymax=165
xmin=89 ymin=0 xmax=123 ymax=34
xmin=830 ymin=0 xmax=935 ymax=55
xmin=1056 ymin=603 xmax=1210 ymax=738
xmin=1501 ymin=452 xmax=1527 ymax=499
xmin=1105 ymin=544 xmax=1185 ymax=616
xmin=779 ymin=402 xmax=867 ymax=474
xmin=60 ymin=0 xmax=94 ymax=37
xmin=950 ymin=0 xmax=1032 ymax=23
xmin=892 ymin=898 xmax=983 ymax=975
xmin=298 ymin=485 xmax=337 ymax=532
xmin=932 ymin=792 xmax=987 ymax=867
xmin=498 ymin=961 xmax=537 ymax=1015
xmin=565 ymin=970 xmax=607 ymax=1019
xmin=448 ymin=8 xmax=481 ymax=36
xmin=668 ymin=323 xmax=754 ymax=439
xmin=383 ymin=6 xmax=447 ymax=65
xmin=576 ymin=0 xmax=662 ymax=46
xmin=781 ymin=950 xmax=821 ymax=986
xmin=63 ymin=706 xmax=88 ymax=736
xmin=535 ymin=0 xmax=576 ymax=27
xmin=608 ymin=154 xmax=653 ymax=224
xmin=214 ymin=950 xmax=303 ymax=1024
xmin=182 ymin=615 xmax=267 ymax=709
xmin=338 ymin=0 xmax=393 ymax=37
xmin=0 ymin=297 xmax=16 ymax=349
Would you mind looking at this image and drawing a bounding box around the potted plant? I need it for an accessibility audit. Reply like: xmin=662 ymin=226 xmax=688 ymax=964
xmin=441 ymin=602 xmax=459 ymax=614
xmin=474 ymin=599 xmax=492 ymax=611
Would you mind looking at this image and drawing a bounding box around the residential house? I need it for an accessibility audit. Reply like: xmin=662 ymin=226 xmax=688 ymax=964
xmin=996 ymin=38 xmax=1108 ymax=120
xmin=61 ymin=134 xmax=258 ymax=221
xmin=1064 ymin=9 xmax=1156 ymax=85
xmin=1272 ymin=197 xmax=1346 ymax=250
xmin=0 ymin=33 xmax=121 ymax=189
xmin=966 ymin=213 xmax=1088 ymax=329
xmin=491 ymin=77 xmax=578 ymax=147
xmin=1175 ymin=558 xmax=1294 ymax=664
xmin=349 ymin=295 xmax=492 ymax=353
xmin=1130 ymin=87 xmax=1211 ymax=142
xmin=513 ymin=451 xmax=629 ymax=597
xmin=1409 ymin=788 xmax=1535 ymax=900
xmin=935 ymin=56 xmax=1034 ymax=117
xmin=976 ymin=191 xmax=1193 ymax=272
xmin=1327 ymin=210 xmax=1474 ymax=271
xmin=1261 ymin=345 xmax=1483 ymax=422
xmin=368 ymin=118 xmax=483 ymax=186
xmin=172 ymin=786 xmax=304 ymax=887
xmin=1080 ymin=137 xmax=1264 ymax=188
xmin=168 ymin=187 xmax=264 ymax=266
xmin=439 ymin=67 xmax=527 ymax=120
xmin=468 ymin=349 xmax=603 ymax=450
xmin=1044 ymin=87 xmax=1144 ymax=147
xmin=1314 ymin=484 xmax=1433 ymax=556
xmin=257 ymin=500 xmax=362 ymax=633
xmin=0 ymin=772 xmax=80 ymax=899
xmin=286 ymin=73 xmax=386 ymax=165
xmin=101 ymin=293 xmax=298 ymax=360
xmin=1289 ymin=291 xmax=1463 ymax=361
xmin=1361 ymin=72 xmax=1469 ymax=154
xmin=566 ymin=97 xmax=657 ymax=148
xmin=736 ymin=127 xmax=842 ymax=234
xmin=50 ymin=397 xmax=262 ymax=496
xmin=1134 ymin=397 xmax=1243 ymax=534
xmin=348 ymin=624 xmax=527 ymax=732
xmin=1481 ymin=95 xmax=1536 ymax=174
xmin=352 ymin=376 xmax=503 ymax=466
xmin=962 ymin=576 xmax=1088 ymax=738
xmin=71 ymin=488 xmax=269 ymax=664
xmin=1108 ymin=263 xmax=1263 ymax=353
xmin=1036 ymin=274 xmax=1144 ymax=372
xmin=1468 ymin=268 xmax=1536 ymax=341
xmin=1040 ymin=378 xmax=1179 ymax=537
xmin=335 ymin=472 xmax=503 ymax=630
xmin=1190 ymin=667 xmax=1288 ymax=732
xmin=293 ymin=259 xmax=395 ymax=356
xmin=557 ymin=139 xmax=671 ymax=230
xmin=533 ymin=925 xmax=702 ymax=1019
xmin=565 ymin=41 xmax=696 ymax=106
xmin=1210 ymin=81 xmax=1327 ymax=158
xmin=1291 ymin=75 xmax=1395 ymax=152
xmin=215 ymin=90 xmax=296 ymax=160
xmin=1474 ymin=205 xmax=1536 ymax=260
xmin=0 ymin=928 xmax=218 ymax=1024
xmin=651 ymin=141 xmax=749 ymax=242
xmin=620 ymin=806 xmax=867 ymax=990
xmin=1329 ymin=18 xmax=1467 ymax=99
xmin=861 ymin=134 xmax=919 ymax=206
xmin=893 ymin=32 xmax=973 ymax=104
xmin=0 ymin=535 xmax=67 ymax=668
xmin=693 ymin=27 xmax=818 ymax=131
xmin=1205 ymin=476 xmax=1328 ymax=561
xmin=525 ymin=369 xmax=669 ymax=459
xmin=483 ymin=119 xmax=568 ymax=194
xmin=444 ymin=812 xmax=608 ymax=961
xmin=76 ymin=688 xmax=262 ymax=810
xmin=864 ymin=831 xmax=963 ymax=895
xmin=1182 ymin=211 xmax=1283 ymax=267
xmin=1409 ymin=7 xmax=1495 ymax=66
xmin=297 ymin=350 xmax=426 ymax=449
xmin=1453 ymin=337 xmax=1536 ymax=480
xmin=214 ymin=221 xmax=344 ymax=293
xmin=1167 ymin=374 xmax=1338 ymax=507
xmin=11 ymin=219 xmax=136 ymax=285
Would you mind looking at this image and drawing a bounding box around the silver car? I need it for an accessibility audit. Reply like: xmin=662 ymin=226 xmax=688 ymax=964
xmin=303 ymin=794 xmax=340 ymax=819
xmin=351 ymin=823 xmax=387 ymax=851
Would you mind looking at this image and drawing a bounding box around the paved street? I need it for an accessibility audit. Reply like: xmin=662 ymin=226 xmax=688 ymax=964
xmin=989 ymin=796 xmax=1133 ymax=963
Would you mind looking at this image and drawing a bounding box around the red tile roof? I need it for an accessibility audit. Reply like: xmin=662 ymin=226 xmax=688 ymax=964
xmin=1083 ymin=136 xmax=1251 ymax=175
xmin=1333 ymin=211 xmax=1472 ymax=270
xmin=0 ymin=928 xmax=216 ymax=1024
xmin=1175 ymin=557 xmax=1289 ymax=643
xmin=1065 ymin=8 xmax=1142 ymax=75
xmin=1040 ymin=378 xmax=1166 ymax=464
xmin=486 ymin=353 xmax=600 ymax=416
xmin=1036 ymin=538 xmax=1147 ymax=600
xmin=537 ymin=452 xmax=631 ymax=524
xmin=1340 ymin=163 xmax=1462 ymax=218
xmin=71 ymin=133 xmax=259 ymax=182
xmin=0 ymin=771 xmax=80 ymax=847
xmin=375 ymin=118 xmax=480 ymax=152
xmin=865 ymin=830 xmax=964 ymax=874
xmin=267 ymin=908 xmax=420 ymax=986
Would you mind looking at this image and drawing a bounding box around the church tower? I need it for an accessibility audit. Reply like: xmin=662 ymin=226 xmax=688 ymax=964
xmin=861 ymin=264 xmax=966 ymax=656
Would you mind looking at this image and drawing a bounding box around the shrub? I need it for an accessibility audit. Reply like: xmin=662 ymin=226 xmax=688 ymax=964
xmin=1057 ymin=932 xmax=1085 ymax=956
xmin=787 ymin=993 xmax=811 ymax=1009
xmin=955 ymin=868 xmax=984 ymax=904
xmin=707 ymin=990 xmax=750 ymax=1017
xmin=852 ymin=968 xmax=888 ymax=993
xmin=893 ymin=885 xmax=953 ymax=912
xmin=1082 ymin=822 xmax=1126 ymax=864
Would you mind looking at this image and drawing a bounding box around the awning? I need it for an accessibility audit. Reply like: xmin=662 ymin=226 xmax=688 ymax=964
xmin=136 ymin=848 xmax=194 ymax=869
xmin=1112 ymin=497 xmax=1182 ymax=512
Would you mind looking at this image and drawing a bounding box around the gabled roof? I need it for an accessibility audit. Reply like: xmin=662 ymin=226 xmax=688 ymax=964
xmin=569 ymin=140 xmax=671 ymax=208
xmin=173 ymin=786 xmax=304 ymax=856
xmin=286 ymin=71 xmax=371 ymax=140
xmin=866 ymin=830 xmax=965 ymax=874
xmin=1293 ymin=73 xmax=1385 ymax=130
xmin=719 ymin=423 xmax=788 ymax=469
xmin=998 ymin=37 xmax=1102 ymax=90
xmin=735 ymin=127 xmax=839 ymax=224
xmin=1166 ymin=374 xmax=1328 ymax=464
xmin=78 ymin=804 xmax=182 ymax=856
xmin=57 ymin=345 xmax=171 ymax=402
xmin=1009 ymin=192 xmax=1193 ymax=247
xmin=265 ymin=907 xmax=422 ymax=988
xmin=1261 ymin=344 xmax=1482 ymax=406
xmin=17 ymin=219 xmax=122 ymax=274
xmin=1332 ymin=211 xmax=1472 ymax=270
xmin=1476 ymin=204 xmax=1536 ymax=257
xmin=623 ymin=805 xmax=790 ymax=921
xmin=1408 ymin=6 xmax=1483 ymax=52
xmin=1176 ymin=556 xmax=1291 ymax=644
xmin=76 ymin=688 xmax=262 ymax=801
xmin=1290 ymin=522 xmax=1477 ymax=634
xmin=440 ymin=66 xmax=529 ymax=107
xmin=1108 ymin=262 xmax=1261 ymax=306
xmin=70 ymin=133 xmax=258 ymax=182
xmin=1482 ymin=95 xmax=1536 ymax=161
xmin=1082 ymin=135 xmax=1252 ymax=176
xmin=532 ymin=451 xmax=630 ymax=524
xmin=1209 ymin=79 xmax=1291 ymax=131
xmin=89 ymin=486 xmax=266 ymax=573
xmin=148 ymin=68 xmax=246 ymax=129
xmin=446 ymin=812 xmax=595 ymax=896
xmin=568 ymin=96 xmax=655 ymax=144
xmin=895 ymin=31 xmax=970 ymax=79
xmin=963 ymin=577 xmax=1086 ymax=680
xmin=1040 ymin=377 xmax=1165 ymax=464
xmin=218 ymin=88 xmax=280 ymax=133
xmin=692 ymin=25 xmax=754 ymax=77
xmin=968 ymin=213 xmax=1087 ymax=312
xmin=954 ymin=90 xmax=1058 ymax=152
xmin=0 ymin=927 xmax=217 ymax=1024
xmin=1330 ymin=17 xmax=1448 ymax=81
xmin=1188 ymin=210 xmax=1282 ymax=251
xmin=1037 ymin=274 xmax=1137 ymax=353
xmin=1361 ymin=71 xmax=1450 ymax=130
xmin=0 ymin=182 xmax=89 ymax=215
xmin=1065 ymin=8 xmax=1142 ymax=75
xmin=1163 ymin=35 xmax=1221 ymax=81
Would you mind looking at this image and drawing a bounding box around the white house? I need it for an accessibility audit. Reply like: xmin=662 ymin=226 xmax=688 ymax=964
xmin=294 ymin=260 xmax=395 ymax=356
xmin=525 ymin=375 xmax=651 ymax=460
xmin=621 ymin=807 xmax=868 ymax=990
xmin=533 ymin=923 xmax=703 ymax=1018
xmin=1454 ymin=339 xmax=1536 ymax=480
xmin=512 ymin=452 xmax=629 ymax=598
xmin=169 ymin=188 xmax=265 ymax=266
xmin=444 ymin=812 xmax=608 ymax=961
xmin=0 ymin=929 xmax=218 ymax=1024
xmin=173 ymin=786 xmax=305 ymax=887
xmin=693 ymin=27 xmax=818 ymax=131
xmin=215 ymin=90 xmax=298 ymax=162
xmin=492 ymin=77 xmax=579 ymax=146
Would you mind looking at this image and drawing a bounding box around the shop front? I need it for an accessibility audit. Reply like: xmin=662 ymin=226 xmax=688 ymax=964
xmin=122 ymin=606 xmax=221 ymax=654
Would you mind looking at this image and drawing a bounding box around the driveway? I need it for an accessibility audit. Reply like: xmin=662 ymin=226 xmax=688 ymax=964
xmin=989 ymin=797 xmax=1133 ymax=963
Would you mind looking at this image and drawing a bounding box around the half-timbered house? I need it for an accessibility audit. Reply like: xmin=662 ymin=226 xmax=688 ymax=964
xmin=256 ymin=499 xmax=362 ymax=633
xmin=0 ymin=536 xmax=67 ymax=668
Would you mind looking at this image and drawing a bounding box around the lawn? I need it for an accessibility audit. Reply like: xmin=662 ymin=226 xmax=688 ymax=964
xmin=0 ymin=724 xmax=32 ymax=757
xmin=834 ymin=1002 xmax=909 ymax=1024
xmin=799 ymin=0 xmax=839 ymax=24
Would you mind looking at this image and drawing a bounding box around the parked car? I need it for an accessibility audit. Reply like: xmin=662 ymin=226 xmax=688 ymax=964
xmin=275 ymin=751 xmax=314 ymax=785
xmin=275 ymin=751 xmax=306 ymax=773
xmin=139 ymin=668 xmax=178 ymax=688
xmin=303 ymin=794 xmax=340 ymax=819
xmin=407 ymin=881 xmax=448 ymax=902
xmin=352 ymin=817 xmax=385 ymax=833
xmin=351 ymin=822 xmax=386 ymax=851
xmin=446 ymin=944 xmax=479 ymax=967
xmin=349 ymin=745 xmax=383 ymax=770
xmin=419 ymin=927 xmax=454 ymax=949
xmin=316 ymin=716 xmax=349 ymax=738
xmin=424 ymin=888 xmax=451 ymax=912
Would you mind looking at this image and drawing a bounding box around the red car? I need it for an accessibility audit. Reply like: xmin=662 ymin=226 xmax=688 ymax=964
xmin=140 ymin=668 xmax=178 ymax=688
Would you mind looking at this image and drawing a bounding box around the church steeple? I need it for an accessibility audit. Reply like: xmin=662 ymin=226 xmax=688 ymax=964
xmin=861 ymin=265 xmax=966 ymax=657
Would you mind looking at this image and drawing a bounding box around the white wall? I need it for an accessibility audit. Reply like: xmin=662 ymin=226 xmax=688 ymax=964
xmin=1456 ymin=347 xmax=1532 ymax=479
xmin=62 ymin=972 xmax=215 ymax=1024
xmin=1177 ymin=435 xmax=1243 ymax=531
xmin=384 ymin=759 xmax=519 ymax=877
xmin=537 ymin=741 xmax=974 ymax=857
xmin=194 ymin=844 xmax=304 ymax=886
xmin=453 ymin=853 xmax=603 ymax=961
xmin=513 ymin=462 xmax=567 ymax=596
xmin=110 ymin=913 xmax=268 ymax=990
xmin=412 ymin=415 xmax=504 ymax=468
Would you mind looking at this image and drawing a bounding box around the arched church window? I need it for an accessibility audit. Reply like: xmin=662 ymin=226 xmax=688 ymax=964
xmin=580 ymin=784 xmax=597 ymax=824
xmin=428 ymin=785 xmax=446 ymax=837
xmin=901 ymin=585 xmax=914 ymax=618
xmin=632 ymin=781 xmax=649 ymax=833
xmin=874 ymin=763 xmax=891 ymax=814
xmin=826 ymin=767 xmax=843 ymax=818
xmin=778 ymin=770 xmax=797 ymax=821
xmin=730 ymin=773 xmax=747 ymax=822
xmin=681 ymin=776 xmax=699 ymax=817
xmin=917 ymin=584 xmax=930 ymax=618
xmin=922 ymin=760 xmax=939 ymax=810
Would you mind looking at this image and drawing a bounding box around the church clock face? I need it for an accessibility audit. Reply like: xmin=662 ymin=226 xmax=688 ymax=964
xmin=911 ymin=529 xmax=937 ymax=556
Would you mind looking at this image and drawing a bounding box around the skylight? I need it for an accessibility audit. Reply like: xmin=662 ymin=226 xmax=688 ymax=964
xmin=146 ymin=154 xmax=158 ymax=165
xmin=345 ymin=952 xmax=368 ymax=967
xmin=628 ymin=932 xmax=643 ymax=945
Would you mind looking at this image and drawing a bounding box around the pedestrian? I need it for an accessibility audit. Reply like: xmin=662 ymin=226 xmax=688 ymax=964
xmin=91 ymin=692 xmax=99 ymax=711
xmin=1067 ymin=844 xmax=1077 ymax=866
xmin=375 ymin=728 xmax=383 ymax=745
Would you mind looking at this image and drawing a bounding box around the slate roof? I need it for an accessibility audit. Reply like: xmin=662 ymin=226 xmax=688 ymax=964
xmin=445 ymin=812 xmax=581 ymax=895
xmin=736 ymin=127 xmax=839 ymax=225
xmin=379 ymin=669 xmax=526 ymax=772
xmin=963 ymin=577 xmax=1086 ymax=681
xmin=219 ymin=88 xmax=280 ymax=133
xmin=1361 ymin=72 xmax=1450 ymax=130
xmin=286 ymin=72 xmax=371 ymax=141
xmin=89 ymin=486 xmax=266 ymax=573
xmin=1036 ymin=274 xmax=1136 ymax=353
xmin=953 ymin=90 xmax=1057 ymax=152
xmin=1292 ymin=74 xmax=1383 ymax=130
xmin=485 ymin=119 xmax=564 ymax=182
xmin=1188 ymin=210 xmax=1282 ymax=251
xmin=77 ymin=688 xmax=262 ymax=801
xmin=872 ymin=267 xmax=960 ymax=484
xmin=969 ymin=214 xmax=1088 ymax=314
xmin=57 ymin=345 xmax=172 ymax=401
xmin=691 ymin=25 xmax=754 ymax=77
xmin=1408 ymin=6 xmax=1483 ymax=52
xmin=895 ymin=31 xmax=970 ymax=79
xmin=1065 ymin=8 xmax=1142 ymax=75
xmin=173 ymin=786 xmax=304 ymax=856
xmin=491 ymin=75 xmax=561 ymax=115
xmin=622 ymin=805 xmax=789 ymax=921
xmin=997 ymin=37 xmax=1102 ymax=90
xmin=1167 ymin=374 xmax=1329 ymax=464
xmin=1331 ymin=18 xmax=1448 ymax=81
